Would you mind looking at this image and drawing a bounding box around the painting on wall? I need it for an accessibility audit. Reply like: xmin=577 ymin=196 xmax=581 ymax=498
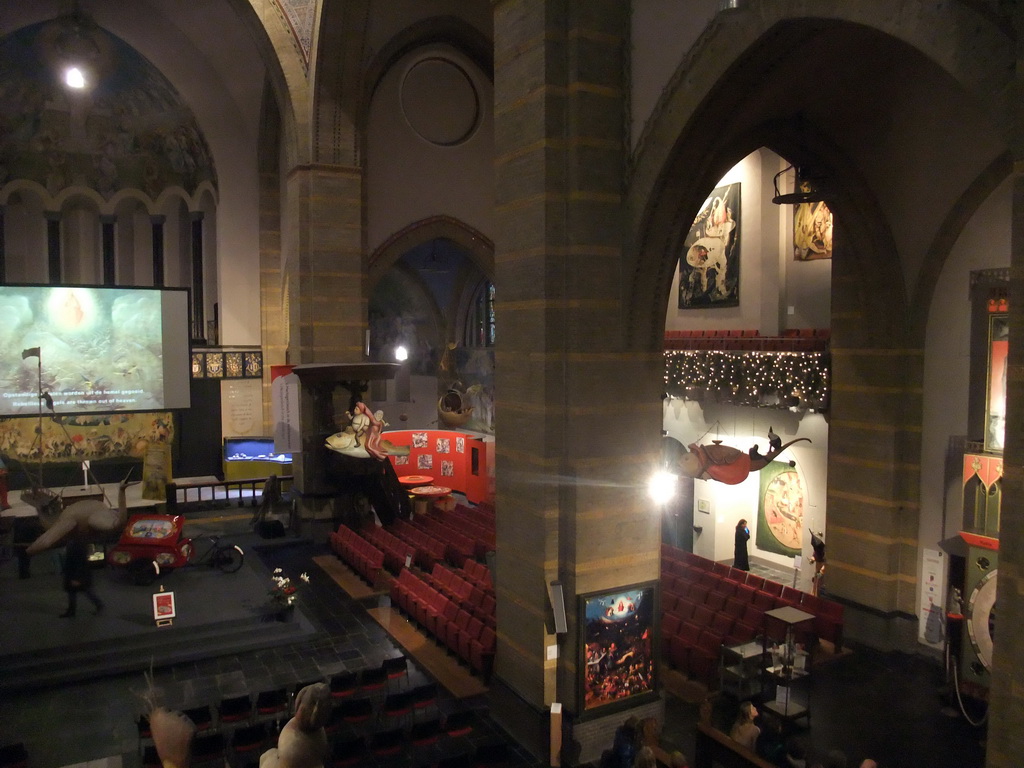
xmin=756 ymin=461 xmax=804 ymax=557
xmin=985 ymin=313 xmax=1008 ymax=453
xmin=793 ymin=196 xmax=833 ymax=260
xmin=579 ymin=582 xmax=657 ymax=717
xmin=678 ymin=183 xmax=741 ymax=309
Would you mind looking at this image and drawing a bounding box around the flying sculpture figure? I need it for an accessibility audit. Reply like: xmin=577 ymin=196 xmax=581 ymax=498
xmin=677 ymin=427 xmax=810 ymax=485
xmin=22 ymin=471 xmax=135 ymax=555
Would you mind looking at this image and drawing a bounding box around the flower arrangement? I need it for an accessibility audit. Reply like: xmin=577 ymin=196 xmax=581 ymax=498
xmin=269 ymin=568 xmax=309 ymax=607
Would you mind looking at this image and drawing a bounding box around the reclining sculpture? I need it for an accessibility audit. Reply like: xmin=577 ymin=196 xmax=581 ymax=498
xmin=21 ymin=471 xmax=134 ymax=555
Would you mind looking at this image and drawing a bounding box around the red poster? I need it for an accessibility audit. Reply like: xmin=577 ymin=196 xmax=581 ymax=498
xmin=152 ymin=591 xmax=176 ymax=620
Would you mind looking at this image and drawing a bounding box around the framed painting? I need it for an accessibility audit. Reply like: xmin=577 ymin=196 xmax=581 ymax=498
xmin=679 ymin=182 xmax=740 ymax=309
xmin=793 ymin=195 xmax=833 ymax=260
xmin=756 ymin=461 xmax=804 ymax=557
xmin=579 ymin=582 xmax=658 ymax=718
xmin=985 ymin=313 xmax=1008 ymax=453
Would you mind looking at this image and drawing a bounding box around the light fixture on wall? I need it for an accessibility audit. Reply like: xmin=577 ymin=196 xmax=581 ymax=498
xmin=772 ymin=165 xmax=827 ymax=205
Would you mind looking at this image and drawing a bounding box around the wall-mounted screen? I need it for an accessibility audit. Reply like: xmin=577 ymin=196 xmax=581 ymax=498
xmin=0 ymin=284 xmax=191 ymax=416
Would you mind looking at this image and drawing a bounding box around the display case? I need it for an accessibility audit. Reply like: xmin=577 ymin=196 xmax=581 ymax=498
xmin=223 ymin=437 xmax=292 ymax=481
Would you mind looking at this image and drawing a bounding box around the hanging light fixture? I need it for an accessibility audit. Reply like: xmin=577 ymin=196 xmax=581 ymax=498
xmin=772 ymin=165 xmax=827 ymax=205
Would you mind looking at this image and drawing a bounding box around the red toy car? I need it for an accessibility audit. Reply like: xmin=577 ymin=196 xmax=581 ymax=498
xmin=107 ymin=513 xmax=244 ymax=584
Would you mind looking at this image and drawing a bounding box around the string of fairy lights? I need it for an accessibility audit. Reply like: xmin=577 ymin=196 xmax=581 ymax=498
xmin=663 ymin=350 xmax=830 ymax=411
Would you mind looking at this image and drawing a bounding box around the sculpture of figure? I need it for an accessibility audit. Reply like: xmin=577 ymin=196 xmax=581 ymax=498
xmin=677 ymin=429 xmax=810 ymax=485
xmin=324 ymin=403 xmax=409 ymax=460
xmin=22 ymin=471 xmax=134 ymax=555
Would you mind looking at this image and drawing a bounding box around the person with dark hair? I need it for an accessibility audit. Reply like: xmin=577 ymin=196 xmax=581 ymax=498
xmin=60 ymin=526 xmax=103 ymax=617
xmin=734 ymin=518 xmax=751 ymax=571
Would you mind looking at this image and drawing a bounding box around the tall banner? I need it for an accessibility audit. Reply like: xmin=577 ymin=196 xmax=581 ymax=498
xmin=271 ymin=367 xmax=300 ymax=454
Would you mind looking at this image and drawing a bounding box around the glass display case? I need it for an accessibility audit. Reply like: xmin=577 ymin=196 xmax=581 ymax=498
xmin=223 ymin=436 xmax=292 ymax=480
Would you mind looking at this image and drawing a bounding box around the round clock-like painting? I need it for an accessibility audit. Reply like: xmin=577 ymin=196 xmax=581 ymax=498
xmin=762 ymin=468 xmax=805 ymax=552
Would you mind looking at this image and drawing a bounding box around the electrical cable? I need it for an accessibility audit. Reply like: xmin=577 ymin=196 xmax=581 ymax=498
xmin=945 ymin=625 xmax=988 ymax=727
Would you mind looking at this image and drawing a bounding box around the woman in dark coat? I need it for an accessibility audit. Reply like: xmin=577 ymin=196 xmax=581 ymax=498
xmin=734 ymin=519 xmax=750 ymax=571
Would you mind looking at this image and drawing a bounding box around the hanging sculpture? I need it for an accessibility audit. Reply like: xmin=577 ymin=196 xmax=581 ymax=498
xmin=677 ymin=426 xmax=810 ymax=485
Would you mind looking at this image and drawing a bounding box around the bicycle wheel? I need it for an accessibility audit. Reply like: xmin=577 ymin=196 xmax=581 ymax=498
xmin=213 ymin=544 xmax=244 ymax=573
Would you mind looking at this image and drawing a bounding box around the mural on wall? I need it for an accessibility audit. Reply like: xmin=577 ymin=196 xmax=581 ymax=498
xmin=756 ymin=460 xmax=805 ymax=557
xmin=0 ymin=18 xmax=216 ymax=199
xmin=0 ymin=411 xmax=173 ymax=464
xmin=679 ymin=183 xmax=740 ymax=309
xmin=793 ymin=195 xmax=833 ymax=260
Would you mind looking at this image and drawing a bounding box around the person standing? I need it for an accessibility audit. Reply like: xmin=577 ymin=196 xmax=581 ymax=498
xmin=60 ymin=526 xmax=103 ymax=617
xmin=734 ymin=518 xmax=751 ymax=571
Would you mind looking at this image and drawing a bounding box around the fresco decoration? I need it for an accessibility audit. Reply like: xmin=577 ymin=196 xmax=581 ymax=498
xmin=0 ymin=19 xmax=216 ymax=200
xmin=679 ymin=183 xmax=740 ymax=309
xmin=793 ymin=196 xmax=833 ymax=260
xmin=580 ymin=583 xmax=657 ymax=717
xmin=0 ymin=411 xmax=173 ymax=463
xmin=756 ymin=460 xmax=805 ymax=557
xmin=273 ymin=0 xmax=315 ymax=67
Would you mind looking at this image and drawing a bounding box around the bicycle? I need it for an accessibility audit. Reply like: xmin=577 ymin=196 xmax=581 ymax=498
xmin=178 ymin=535 xmax=245 ymax=573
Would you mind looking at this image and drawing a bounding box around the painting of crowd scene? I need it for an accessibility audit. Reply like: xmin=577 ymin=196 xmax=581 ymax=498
xmin=581 ymin=583 xmax=657 ymax=715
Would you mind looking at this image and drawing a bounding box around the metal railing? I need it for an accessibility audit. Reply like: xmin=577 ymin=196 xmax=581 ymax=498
xmin=165 ymin=475 xmax=294 ymax=512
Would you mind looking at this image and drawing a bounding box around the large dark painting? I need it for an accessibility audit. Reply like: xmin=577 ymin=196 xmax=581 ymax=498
xmin=678 ymin=183 xmax=741 ymax=309
xmin=579 ymin=582 xmax=657 ymax=717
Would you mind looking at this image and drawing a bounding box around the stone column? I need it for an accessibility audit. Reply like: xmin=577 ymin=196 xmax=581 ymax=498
xmin=491 ymin=1 xmax=662 ymax=761
xmin=190 ymin=212 xmax=205 ymax=341
xmin=985 ymin=159 xmax=1024 ymax=768
xmin=281 ymin=163 xmax=365 ymax=501
xmin=100 ymin=215 xmax=116 ymax=286
xmin=45 ymin=212 xmax=61 ymax=284
xmin=151 ymin=215 xmax=165 ymax=287
xmin=825 ymin=233 xmax=921 ymax=645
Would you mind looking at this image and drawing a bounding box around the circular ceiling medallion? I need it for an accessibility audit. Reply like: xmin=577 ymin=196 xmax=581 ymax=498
xmin=400 ymin=57 xmax=480 ymax=146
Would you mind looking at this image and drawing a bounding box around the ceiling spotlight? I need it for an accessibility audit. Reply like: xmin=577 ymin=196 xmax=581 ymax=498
xmin=64 ymin=66 xmax=86 ymax=89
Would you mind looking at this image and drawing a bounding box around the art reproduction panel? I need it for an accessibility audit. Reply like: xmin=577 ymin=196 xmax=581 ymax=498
xmin=756 ymin=460 xmax=804 ymax=557
xmin=678 ymin=183 xmax=740 ymax=309
xmin=579 ymin=582 xmax=657 ymax=717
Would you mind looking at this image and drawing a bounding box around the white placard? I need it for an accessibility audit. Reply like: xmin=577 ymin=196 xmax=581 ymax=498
xmin=918 ymin=548 xmax=946 ymax=645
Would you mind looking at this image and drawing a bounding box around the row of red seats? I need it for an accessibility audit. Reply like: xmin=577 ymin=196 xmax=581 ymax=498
xmin=437 ymin=505 xmax=496 ymax=558
xmin=664 ymin=337 xmax=829 ymax=352
xmin=421 ymin=563 xmax=496 ymax=628
xmin=389 ymin=568 xmax=496 ymax=678
xmin=460 ymin=558 xmax=493 ymax=592
xmin=329 ymin=525 xmax=386 ymax=584
xmin=391 ymin=520 xmax=448 ymax=571
xmin=415 ymin=515 xmax=476 ymax=567
xmin=361 ymin=525 xmax=415 ymax=574
xmin=662 ymin=544 xmax=844 ymax=650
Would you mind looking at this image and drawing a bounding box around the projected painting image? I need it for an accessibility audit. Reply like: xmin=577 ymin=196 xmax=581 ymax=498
xmin=580 ymin=583 xmax=657 ymax=715
xmin=0 ymin=286 xmax=164 ymax=415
